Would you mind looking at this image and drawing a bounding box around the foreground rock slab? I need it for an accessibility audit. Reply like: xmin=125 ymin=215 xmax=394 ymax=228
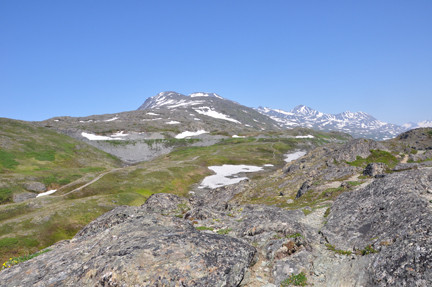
xmin=0 ymin=206 xmax=256 ymax=287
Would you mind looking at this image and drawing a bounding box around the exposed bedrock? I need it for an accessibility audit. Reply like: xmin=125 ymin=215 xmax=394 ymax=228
xmin=322 ymin=169 xmax=432 ymax=286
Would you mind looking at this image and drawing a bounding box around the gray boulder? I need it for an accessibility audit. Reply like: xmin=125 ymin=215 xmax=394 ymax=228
xmin=295 ymin=180 xmax=312 ymax=199
xmin=23 ymin=182 xmax=46 ymax=192
xmin=363 ymin=162 xmax=387 ymax=176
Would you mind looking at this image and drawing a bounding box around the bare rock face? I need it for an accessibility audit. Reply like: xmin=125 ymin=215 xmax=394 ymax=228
xmin=0 ymin=205 xmax=256 ymax=287
xmin=322 ymin=169 xmax=432 ymax=286
xmin=363 ymin=162 xmax=387 ymax=176
xmin=23 ymin=182 xmax=46 ymax=192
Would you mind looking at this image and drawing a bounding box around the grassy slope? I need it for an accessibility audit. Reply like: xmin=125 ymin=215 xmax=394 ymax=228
xmin=0 ymin=118 xmax=123 ymax=261
xmin=0 ymin=124 xmax=349 ymax=263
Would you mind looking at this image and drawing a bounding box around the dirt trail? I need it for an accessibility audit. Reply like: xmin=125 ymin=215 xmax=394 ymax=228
xmin=401 ymin=154 xmax=409 ymax=163
xmin=54 ymin=168 xmax=123 ymax=197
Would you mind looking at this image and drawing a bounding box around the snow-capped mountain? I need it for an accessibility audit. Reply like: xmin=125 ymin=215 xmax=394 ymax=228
xmin=402 ymin=120 xmax=432 ymax=130
xmin=137 ymin=91 xmax=279 ymax=130
xmin=257 ymin=105 xmax=407 ymax=140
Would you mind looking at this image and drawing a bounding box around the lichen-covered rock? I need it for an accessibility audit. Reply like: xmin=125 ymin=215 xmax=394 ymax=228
xmin=0 ymin=206 xmax=256 ymax=287
xmin=321 ymin=169 xmax=432 ymax=286
xmin=363 ymin=162 xmax=387 ymax=176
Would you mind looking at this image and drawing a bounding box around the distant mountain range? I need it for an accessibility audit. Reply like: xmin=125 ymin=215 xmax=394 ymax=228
xmin=39 ymin=91 xmax=430 ymax=141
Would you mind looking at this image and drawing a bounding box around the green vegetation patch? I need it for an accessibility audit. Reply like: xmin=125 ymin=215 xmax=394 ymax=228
xmin=217 ymin=228 xmax=232 ymax=235
xmin=0 ymin=149 xmax=19 ymax=169
xmin=346 ymin=149 xmax=398 ymax=168
xmin=281 ymin=272 xmax=307 ymax=286
xmin=195 ymin=226 xmax=214 ymax=231
xmin=326 ymin=243 xmax=352 ymax=255
xmin=0 ymin=188 xmax=13 ymax=204
xmin=2 ymin=249 xmax=51 ymax=270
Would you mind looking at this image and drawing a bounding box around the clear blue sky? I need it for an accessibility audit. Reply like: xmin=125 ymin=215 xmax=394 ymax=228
xmin=1 ymin=0 xmax=431 ymax=125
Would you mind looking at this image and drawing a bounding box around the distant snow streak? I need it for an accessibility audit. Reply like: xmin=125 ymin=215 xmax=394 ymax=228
xmin=193 ymin=107 xmax=240 ymax=123
xmin=175 ymin=130 xmax=208 ymax=139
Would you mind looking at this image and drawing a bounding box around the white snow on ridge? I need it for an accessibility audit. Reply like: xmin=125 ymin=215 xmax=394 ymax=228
xmin=175 ymin=130 xmax=209 ymax=139
xmin=167 ymin=100 xmax=204 ymax=109
xmin=193 ymin=107 xmax=241 ymax=123
xmin=295 ymin=135 xmax=314 ymax=138
xmin=166 ymin=121 xmax=180 ymax=125
xmin=284 ymin=151 xmax=307 ymax=162
xmin=232 ymin=135 xmax=245 ymax=138
xmin=199 ymin=165 xmax=263 ymax=189
xmin=105 ymin=117 xmax=118 ymax=122
xmin=146 ymin=112 xmax=160 ymax=116
xmin=36 ymin=189 xmax=57 ymax=197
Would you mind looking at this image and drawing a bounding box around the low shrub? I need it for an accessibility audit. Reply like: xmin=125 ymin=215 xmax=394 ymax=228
xmin=281 ymin=272 xmax=307 ymax=286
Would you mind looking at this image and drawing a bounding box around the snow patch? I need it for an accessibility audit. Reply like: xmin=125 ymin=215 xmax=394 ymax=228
xmin=36 ymin=189 xmax=57 ymax=197
xmin=193 ymin=107 xmax=240 ymax=123
xmin=175 ymin=130 xmax=208 ymax=139
xmin=105 ymin=117 xmax=118 ymax=122
xmin=199 ymin=165 xmax=263 ymax=189
xmin=284 ymin=151 xmax=306 ymax=163
xmin=81 ymin=132 xmax=125 ymax=141
xmin=295 ymin=135 xmax=314 ymax=138
xmin=166 ymin=121 xmax=180 ymax=124
xmin=232 ymin=135 xmax=245 ymax=138
xmin=264 ymin=164 xmax=274 ymax=167
xmin=146 ymin=112 xmax=160 ymax=116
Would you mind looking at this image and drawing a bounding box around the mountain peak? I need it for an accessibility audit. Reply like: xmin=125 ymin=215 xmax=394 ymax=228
xmin=290 ymin=105 xmax=318 ymax=116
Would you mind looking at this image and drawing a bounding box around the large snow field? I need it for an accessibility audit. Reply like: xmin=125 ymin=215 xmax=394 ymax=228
xmin=198 ymin=165 xmax=263 ymax=189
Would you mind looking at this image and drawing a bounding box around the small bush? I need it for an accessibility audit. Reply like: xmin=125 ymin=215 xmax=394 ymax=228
xmin=356 ymin=245 xmax=379 ymax=255
xmin=281 ymin=272 xmax=307 ymax=286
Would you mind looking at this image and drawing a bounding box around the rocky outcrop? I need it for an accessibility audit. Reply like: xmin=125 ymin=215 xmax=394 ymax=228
xmin=0 ymin=205 xmax=256 ymax=287
xmin=363 ymin=162 xmax=387 ymax=176
xmin=322 ymin=169 xmax=432 ymax=286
